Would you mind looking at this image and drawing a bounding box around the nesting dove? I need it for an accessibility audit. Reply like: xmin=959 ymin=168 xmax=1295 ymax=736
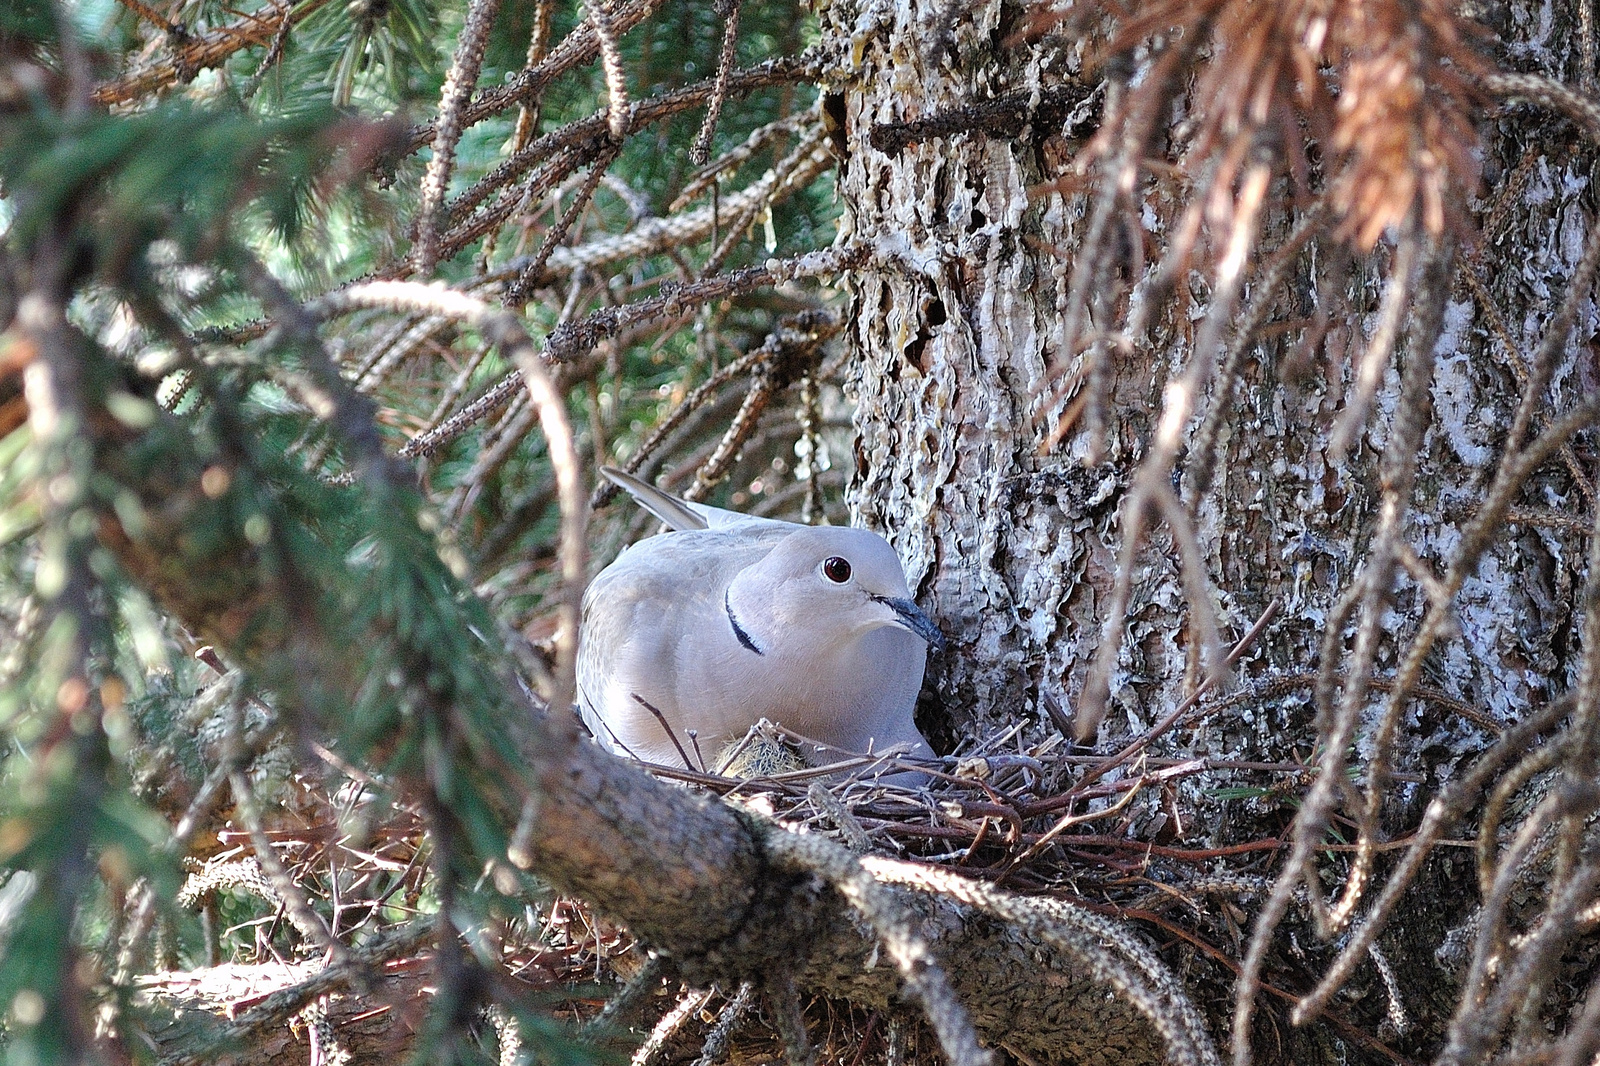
xmin=577 ymin=467 xmax=941 ymax=778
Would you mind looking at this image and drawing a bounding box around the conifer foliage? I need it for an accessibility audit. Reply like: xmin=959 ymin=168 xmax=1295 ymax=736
xmin=1 ymin=0 xmax=834 ymax=1060
xmin=6 ymin=1 xmax=1600 ymax=1065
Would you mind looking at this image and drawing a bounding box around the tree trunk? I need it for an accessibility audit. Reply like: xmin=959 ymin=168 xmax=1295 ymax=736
xmin=833 ymin=0 xmax=1089 ymax=735
xmin=836 ymin=1 xmax=1600 ymax=1064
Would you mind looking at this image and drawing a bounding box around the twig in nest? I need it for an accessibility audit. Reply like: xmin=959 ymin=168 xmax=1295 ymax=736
xmin=807 ymin=783 xmax=872 ymax=853
xmin=227 ymin=764 xmax=339 ymax=955
xmin=1068 ymin=597 xmax=1280 ymax=798
xmin=635 ymin=693 xmax=700 ymax=771
xmin=1003 ymin=774 xmax=1145 ymax=871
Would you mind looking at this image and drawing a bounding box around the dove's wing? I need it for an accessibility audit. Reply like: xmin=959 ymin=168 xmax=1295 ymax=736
xmin=599 ymin=466 xmax=796 ymax=534
xmin=599 ymin=467 xmax=708 ymax=531
xmin=576 ymin=528 xmax=780 ymax=765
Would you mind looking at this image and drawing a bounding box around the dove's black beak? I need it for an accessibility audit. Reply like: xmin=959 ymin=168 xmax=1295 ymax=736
xmin=873 ymin=596 xmax=946 ymax=653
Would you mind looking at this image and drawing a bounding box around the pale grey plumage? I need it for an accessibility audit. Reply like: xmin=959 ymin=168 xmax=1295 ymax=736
xmin=578 ymin=467 xmax=939 ymax=778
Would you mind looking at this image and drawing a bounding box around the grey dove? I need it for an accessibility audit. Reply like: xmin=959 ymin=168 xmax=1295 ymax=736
xmin=577 ymin=467 xmax=941 ymax=779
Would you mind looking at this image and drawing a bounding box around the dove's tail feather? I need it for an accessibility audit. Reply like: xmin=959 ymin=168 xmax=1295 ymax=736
xmin=600 ymin=467 xmax=709 ymax=531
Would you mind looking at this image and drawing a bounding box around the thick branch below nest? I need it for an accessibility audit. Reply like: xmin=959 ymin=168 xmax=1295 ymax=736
xmin=511 ymin=701 xmax=1190 ymax=1066
xmin=129 ymin=742 xmax=1188 ymax=1066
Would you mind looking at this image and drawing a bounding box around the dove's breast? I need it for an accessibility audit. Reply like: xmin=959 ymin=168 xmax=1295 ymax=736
xmin=577 ymin=530 xmax=780 ymax=765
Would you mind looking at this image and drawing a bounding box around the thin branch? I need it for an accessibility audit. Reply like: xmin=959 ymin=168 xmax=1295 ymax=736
xmin=403 ymin=0 xmax=672 ymax=154
xmin=413 ymin=0 xmax=507 ymax=276
xmin=306 ymin=281 xmax=588 ymax=739
xmin=1328 ymin=232 xmax=1419 ymax=460
xmin=1075 ymin=158 xmax=1270 ymax=740
xmin=690 ymin=0 xmax=741 ymax=166
xmin=91 ymin=0 xmax=334 ymax=104
xmin=505 ymin=144 xmax=623 ymax=304
xmin=588 ymin=0 xmax=632 ymax=140
xmin=1328 ymin=235 xmax=1456 ymax=935
xmin=1289 ymin=694 xmax=1575 ymax=1025
xmin=543 ymin=243 xmax=864 ymax=362
xmin=1481 ymin=72 xmax=1600 ymax=145
xmin=440 ymin=58 xmax=815 ymax=230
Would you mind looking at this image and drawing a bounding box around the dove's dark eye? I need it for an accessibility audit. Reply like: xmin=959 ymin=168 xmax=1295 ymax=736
xmin=822 ymin=557 xmax=853 ymax=583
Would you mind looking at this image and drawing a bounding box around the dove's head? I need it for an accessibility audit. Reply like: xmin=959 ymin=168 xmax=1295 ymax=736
xmin=725 ymin=526 xmax=945 ymax=655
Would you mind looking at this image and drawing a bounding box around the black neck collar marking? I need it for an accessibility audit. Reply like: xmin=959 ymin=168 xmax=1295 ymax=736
xmin=725 ymin=589 xmax=764 ymax=655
